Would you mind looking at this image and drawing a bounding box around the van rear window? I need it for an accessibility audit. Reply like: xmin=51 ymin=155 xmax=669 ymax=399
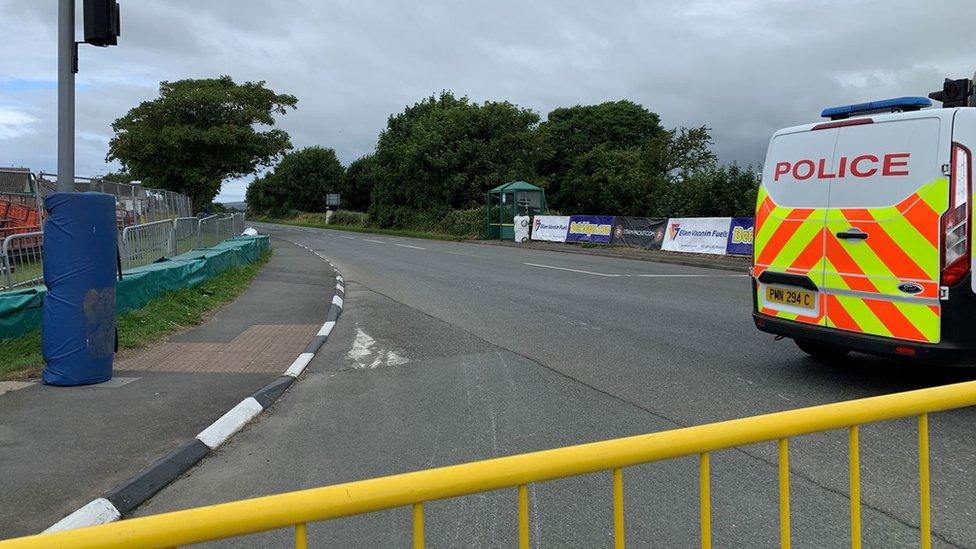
xmin=762 ymin=117 xmax=943 ymax=209
xmin=826 ymin=117 xmax=941 ymax=209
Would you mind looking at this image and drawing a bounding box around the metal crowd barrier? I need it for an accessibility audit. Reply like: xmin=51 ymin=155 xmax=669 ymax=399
xmin=119 ymin=219 xmax=175 ymax=270
xmin=217 ymin=215 xmax=235 ymax=242
xmin=0 ymin=213 xmax=247 ymax=292
xmin=173 ymin=217 xmax=199 ymax=256
xmin=120 ymin=214 xmax=246 ymax=271
xmin=197 ymin=215 xmax=220 ymax=249
xmin=232 ymin=212 xmax=246 ymax=235
xmin=0 ymin=231 xmax=43 ymax=291
xmin=7 ymin=380 xmax=975 ymax=549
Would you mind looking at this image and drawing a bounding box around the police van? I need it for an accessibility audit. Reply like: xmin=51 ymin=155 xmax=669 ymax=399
xmin=752 ymin=77 xmax=976 ymax=363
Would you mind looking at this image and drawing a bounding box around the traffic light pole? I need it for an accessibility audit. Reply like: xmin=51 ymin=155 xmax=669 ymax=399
xmin=57 ymin=0 xmax=75 ymax=193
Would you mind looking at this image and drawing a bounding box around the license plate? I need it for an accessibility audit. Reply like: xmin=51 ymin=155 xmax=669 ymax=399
xmin=765 ymin=286 xmax=816 ymax=309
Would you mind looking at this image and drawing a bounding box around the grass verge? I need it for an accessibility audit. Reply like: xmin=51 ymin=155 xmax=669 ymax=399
xmin=250 ymin=215 xmax=468 ymax=242
xmin=0 ymin=249 xmax=271 ymax=381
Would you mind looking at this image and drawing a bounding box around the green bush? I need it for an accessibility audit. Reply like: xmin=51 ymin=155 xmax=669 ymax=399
xmin=439 ymin=208 xmax=485 ymax=238
xmin=330 ymin=209 xmax=369 ymax=226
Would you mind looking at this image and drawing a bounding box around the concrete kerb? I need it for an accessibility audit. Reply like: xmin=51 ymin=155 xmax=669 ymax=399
xmin=43 ymin=242 xmax=344 ymax=534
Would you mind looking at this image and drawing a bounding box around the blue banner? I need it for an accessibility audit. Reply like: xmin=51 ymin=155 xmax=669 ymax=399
xmin=566 ymin=215 xmax=615 ymax=244
xmin=725 ymin=217 xmax=754 ymax=256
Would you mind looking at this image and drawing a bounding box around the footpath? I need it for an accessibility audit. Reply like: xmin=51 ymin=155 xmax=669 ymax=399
xmin=0 ymin=237 xmax=336 ymax=539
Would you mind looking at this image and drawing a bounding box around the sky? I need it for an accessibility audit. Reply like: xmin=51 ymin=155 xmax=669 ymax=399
xmin=0 ymin=0 xmax=973 ymax=203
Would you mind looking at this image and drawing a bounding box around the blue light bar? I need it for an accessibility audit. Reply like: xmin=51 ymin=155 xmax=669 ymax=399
xmin=821 ymin=96 xmax=932 ymax=120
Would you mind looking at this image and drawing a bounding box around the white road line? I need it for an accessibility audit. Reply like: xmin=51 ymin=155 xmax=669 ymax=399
xmin=394 ymin=243 xmax=426 ymax=250
xmin=338 ymin=235 xmax=356 ymax=240
xmin=634 ymin=274 xmax=747 ymax=278
xmin=523 ymin=262 xmax=621 ymax=277
xmin=523 ymin=262 xmax=746 ymax=278
xmin=362 ymin=238 xmax=386 ymax=244
xmin=443 ymin=250 xmax=488 ymax=259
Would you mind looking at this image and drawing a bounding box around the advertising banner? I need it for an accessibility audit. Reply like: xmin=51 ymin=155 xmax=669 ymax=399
xmin=661 ymin=217 xmax=731 ymax=255
xmin=566 ymin=215 xmax=615 ymax=244
xmin=611 ymin=217 xmax=668 ymax=250
xmin=531 ymin=215 xmax=570 ymax=242
xmin=725 ymin=217 xmax=754 ymax=256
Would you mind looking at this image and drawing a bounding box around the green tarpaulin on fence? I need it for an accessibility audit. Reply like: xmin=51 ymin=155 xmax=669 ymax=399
xmin=0 ymin=235 xmax=270 ymax=340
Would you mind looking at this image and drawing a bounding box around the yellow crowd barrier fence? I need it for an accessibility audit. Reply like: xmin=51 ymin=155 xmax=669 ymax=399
xmin=5 ymin=379 xmax=976 ymax=548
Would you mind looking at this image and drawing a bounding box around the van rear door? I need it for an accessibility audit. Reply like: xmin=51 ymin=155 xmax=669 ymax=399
xmin=823 ymin=112 xmax=952 ymax=343
xmin=755 ymin=127 xmax=836 ymax=327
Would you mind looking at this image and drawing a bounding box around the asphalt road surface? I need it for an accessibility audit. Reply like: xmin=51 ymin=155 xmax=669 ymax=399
xmin=138 ymin=223 xmax=976 ymax=548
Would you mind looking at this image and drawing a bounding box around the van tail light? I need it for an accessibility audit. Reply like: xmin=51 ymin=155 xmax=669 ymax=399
xmin=941 ymin=143 xmax=972 ymax=286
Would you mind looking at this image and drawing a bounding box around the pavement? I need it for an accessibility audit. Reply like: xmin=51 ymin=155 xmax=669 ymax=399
xmin=132 ymin=223 xmax=976 ymax=548
xmin=0 ymin=237 xmax=334 ymax=538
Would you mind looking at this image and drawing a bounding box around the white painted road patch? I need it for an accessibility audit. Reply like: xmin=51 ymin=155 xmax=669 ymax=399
xmin=347 ymin=327 xmax=409 ymax=370
xmin=395 ymin=243 xmax=426 ymax=250
xmin=362 ymin=238 xmax=386 ymax=244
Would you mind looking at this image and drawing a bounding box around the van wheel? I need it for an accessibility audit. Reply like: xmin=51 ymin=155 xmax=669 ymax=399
xmin=794 ymin=339 xmax=849 ymax=360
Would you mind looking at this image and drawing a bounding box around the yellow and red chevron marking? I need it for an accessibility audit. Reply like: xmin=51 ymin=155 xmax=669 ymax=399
xmin=754 ymin=178 xmax=948 ymax=343
xmin=823 ymin=233 xmax=936 ymax=342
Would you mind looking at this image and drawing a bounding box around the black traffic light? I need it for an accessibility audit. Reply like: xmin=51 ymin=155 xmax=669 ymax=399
xmin=84 ymin=0 xmax=121 ymax=47
xmin=929 ymin=77 xmax=973 ymax=108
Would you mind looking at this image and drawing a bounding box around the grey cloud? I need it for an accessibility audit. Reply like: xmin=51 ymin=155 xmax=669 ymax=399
xmin=1 ymin=0 xmax=973 ymax=202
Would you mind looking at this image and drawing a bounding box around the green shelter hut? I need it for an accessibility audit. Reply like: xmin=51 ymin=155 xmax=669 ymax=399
xmin=485 ymin=181 xmax=547 ymax=240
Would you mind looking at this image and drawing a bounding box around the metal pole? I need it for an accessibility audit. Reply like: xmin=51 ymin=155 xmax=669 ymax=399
xmin=57 ymin=0 xmax=75 ymax=193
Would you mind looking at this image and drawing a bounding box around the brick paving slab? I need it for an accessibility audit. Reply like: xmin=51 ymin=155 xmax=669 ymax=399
xmin=119 ymin=324 xmax=318 ymax=373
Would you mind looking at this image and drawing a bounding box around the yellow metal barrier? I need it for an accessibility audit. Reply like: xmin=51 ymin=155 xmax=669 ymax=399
xmin=5 ymin=379 xmax=976 ymax=548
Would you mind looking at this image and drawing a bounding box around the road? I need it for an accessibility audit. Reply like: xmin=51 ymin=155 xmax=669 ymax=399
xmin=137 ymin=223 xmax=976 ymax=548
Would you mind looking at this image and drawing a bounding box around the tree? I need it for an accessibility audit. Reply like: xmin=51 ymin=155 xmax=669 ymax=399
xmin=107 ymin=76 xmax=298 ymax=210
xmin=245 ymin=174 xmax=270 ymax=215
xmin=657 ymin=164 xmax=760 ymax=218
xmin=642 ymin=126 xmax=716 ymax=183
xmin=341 ymin=154 xmax=379 ymax=212
xmin=369 ymin=92 xmax=542 ymax=227
xmin=102 ymin=170 xmax=135 ymax=184
xmin=555 ymin=146 xmax=653 ymax=216
xmin=247 ymin=146 xmax=345 ymax=215
xmin=547 ymin=124 xmax=720 ymax=217
xmin=538 ymin=100 xmax=664 ymax=204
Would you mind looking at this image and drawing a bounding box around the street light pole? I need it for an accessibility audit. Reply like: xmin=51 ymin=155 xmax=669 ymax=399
xmin=57 ymin=0 xmax=75 ymax=193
